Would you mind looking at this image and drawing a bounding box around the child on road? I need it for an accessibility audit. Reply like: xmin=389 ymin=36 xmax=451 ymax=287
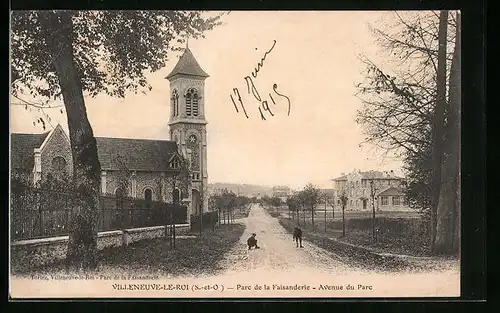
xmin=247 ymin=233 xmax=260 ymax=250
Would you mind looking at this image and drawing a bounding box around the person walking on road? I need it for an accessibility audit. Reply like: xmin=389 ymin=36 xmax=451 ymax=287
xmin=293 ymin=227 xmax=303 ymax=248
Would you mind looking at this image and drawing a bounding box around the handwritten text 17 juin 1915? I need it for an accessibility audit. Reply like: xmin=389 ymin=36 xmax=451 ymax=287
xmin=230 ymin=40 xmax=291 ymax=121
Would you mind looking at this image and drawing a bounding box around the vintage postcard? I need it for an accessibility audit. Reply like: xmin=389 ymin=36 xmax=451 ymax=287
xmin=9 ymin=10 xmax=461 ymax=299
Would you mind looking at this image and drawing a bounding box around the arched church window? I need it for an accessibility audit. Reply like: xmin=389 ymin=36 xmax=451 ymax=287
xmin=144 ymin=188 xmax=152 ymax=209
xmin=172 ymin=89 xmax=179 ymax=117
xmin=185 ymin=88 xmax=198 ymax=117
xmin=51 ymin=156 xmax=67 ymax=177
xmin=173 ymin=188 xmax=181 ymax=204
xmin=115 ymin=187 xmax=124 ymax=210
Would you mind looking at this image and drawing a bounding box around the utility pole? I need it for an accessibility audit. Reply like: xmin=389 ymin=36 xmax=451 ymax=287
xmin=332 ymin=197 xmax=335 ymax=220
xmin=341 ymin=192 xmax=347 ymax=237
xmin=324 ymin=197 xmax=327 ymax=233
xmin=370 ymin=179 xmax=377 ymax=242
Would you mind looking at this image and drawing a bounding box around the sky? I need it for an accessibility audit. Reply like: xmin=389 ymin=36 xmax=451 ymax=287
xmin=10 ymin=11 xmax=405 ymax=190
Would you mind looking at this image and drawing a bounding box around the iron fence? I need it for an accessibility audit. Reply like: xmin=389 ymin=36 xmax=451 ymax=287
xmin=10 ymin=186 xmax=188 ymax=241
xmin=190 ymin=210 xmax=219 ymax=231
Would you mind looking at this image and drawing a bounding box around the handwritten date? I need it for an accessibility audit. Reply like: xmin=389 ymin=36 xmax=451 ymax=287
xmin=230 ymin=40 xmax=291 ymax=120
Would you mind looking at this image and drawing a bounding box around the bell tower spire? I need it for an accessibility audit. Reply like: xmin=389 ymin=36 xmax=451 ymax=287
xmin=166 ymin=46 xmax=209 ymax=216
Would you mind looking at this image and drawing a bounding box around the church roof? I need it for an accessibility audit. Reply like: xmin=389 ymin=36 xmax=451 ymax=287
xmin=166 ymin=47 xmax=209 ymax=80
xmin=10 ymin=132 xmax=50 ymax=170
xmin=10 ymin=128 xmax=181 ymax=173
xmin=95 ymin=137 xmax=180 ymax=172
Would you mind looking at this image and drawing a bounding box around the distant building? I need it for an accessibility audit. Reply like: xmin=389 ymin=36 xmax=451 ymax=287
xmin=331 ymin=169 xmax=411 ymax=212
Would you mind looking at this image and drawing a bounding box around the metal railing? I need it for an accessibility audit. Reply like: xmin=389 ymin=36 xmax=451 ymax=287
xmin=10 ymin=186 xmax=188 ymax=241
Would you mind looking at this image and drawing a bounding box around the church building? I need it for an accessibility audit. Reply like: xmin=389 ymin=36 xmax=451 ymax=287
xmin=10 ymin=46 xmax=210 ymax=220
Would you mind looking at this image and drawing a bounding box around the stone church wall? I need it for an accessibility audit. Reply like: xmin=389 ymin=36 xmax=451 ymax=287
xmin=40 ymin=127 xmax=73 ymax=180
xmin=104 ymin=170 xmax=177 ymax=203
xmin=135 ymin=172 xmax=161 ymax=201
xmin=104 ymin=170 xmax=132 ymax=196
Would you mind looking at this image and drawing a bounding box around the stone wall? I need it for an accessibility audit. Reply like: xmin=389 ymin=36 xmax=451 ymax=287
xmin=124 ymin=225 xmax=190 ymax=245
xmin=10 ymin=224 xmax=190 ymax=272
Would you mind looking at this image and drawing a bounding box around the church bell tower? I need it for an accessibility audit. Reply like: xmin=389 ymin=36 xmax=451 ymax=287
xmin=166 ymin=46 xmax=209 ymax=216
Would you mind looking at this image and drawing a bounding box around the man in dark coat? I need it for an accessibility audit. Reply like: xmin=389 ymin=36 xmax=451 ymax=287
xmin=293 ymin=227 xmax=303 ymax=248
xmin=247 ymin=233 xmax=260 ymax=250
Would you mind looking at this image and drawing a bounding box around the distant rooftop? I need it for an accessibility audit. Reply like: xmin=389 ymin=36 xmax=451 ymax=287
xmin=332 ymin=170 xmax=403 ymax=181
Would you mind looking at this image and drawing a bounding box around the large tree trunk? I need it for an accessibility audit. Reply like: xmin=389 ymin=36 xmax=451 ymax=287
xmin=39 ymin=11 xmax=101 ymax=270
xmin=434 ymin=12 xmax=461 ymax=255
xmin=452 ymin=12 xmax=462 ymax=256
xmin=430 ymin=10 xmax=449 ymax=254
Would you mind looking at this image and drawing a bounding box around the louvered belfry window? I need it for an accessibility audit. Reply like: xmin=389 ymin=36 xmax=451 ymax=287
xmin=192 ymin=93 xmax=199 ymax=117
xmin=186 ymin=88 xmax=198 ymax=117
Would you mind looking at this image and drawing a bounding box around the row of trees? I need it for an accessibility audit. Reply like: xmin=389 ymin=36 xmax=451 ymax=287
xmin=260 ymin=195 xmax=283 ymax=212
xmin=208 ymin=188 xmax=252 ymax=225
xmin=355 ymin=11 xmax=461 ymax=255
xmin=284 ymin=184 xmax=334 ymax=230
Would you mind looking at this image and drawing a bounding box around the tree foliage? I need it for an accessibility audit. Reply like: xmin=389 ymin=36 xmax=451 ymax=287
xmin=11 ymin=11 xmax=222 ymax=103
xmin=355 ymin=11 xmax=457 ymax=213
xmin=300 ymin=184 xmax=320 ymax=211
xmin=355 ymin=11 xmax=460 ymax=254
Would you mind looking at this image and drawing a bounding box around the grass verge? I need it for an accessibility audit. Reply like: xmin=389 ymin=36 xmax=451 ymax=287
xmin=280 ymin=214 xmax=430 ymax=257
xmin=13 ymin=223 xmax=245 ymax=278
xmin=278 ymin=217 xmax=421 ymax=272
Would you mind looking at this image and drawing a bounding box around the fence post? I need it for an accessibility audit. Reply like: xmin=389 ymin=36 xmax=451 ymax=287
xmin=66 ymin=196 xmax=70 ymax=234
xmin=212 ymin=212 xmax=215 ymax=232
xmin=170 ymin=210 xmax=174 ymax=249
xmin=324 ymin=201 xmax=327 ymax=233
xmin=164 ymin=205 xmax=169 ymax=240
xmin=38 ymin=191 xmax=43 ymax=238
xmin=173 ymin=211 xmax=176 ymax=249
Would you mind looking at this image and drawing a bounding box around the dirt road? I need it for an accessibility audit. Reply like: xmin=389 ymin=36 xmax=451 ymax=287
xmin=205 ymin=203 xmax=460 ymax=298
xmin=218 ymin=203 xmax=356 ymax=275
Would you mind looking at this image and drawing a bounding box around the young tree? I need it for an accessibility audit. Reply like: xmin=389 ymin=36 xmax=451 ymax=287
xmin=10 ymin=11 xmax=222 ymax=269
xmin=286 ymin=195 xmax=298 ymax=220
xmin=319 ymin=190 xmax=335 ymax=232
xmin=270 ymin=196 xmax=282 ymax=216
xmin=302 ymin=183 xmax=320 ymax=229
